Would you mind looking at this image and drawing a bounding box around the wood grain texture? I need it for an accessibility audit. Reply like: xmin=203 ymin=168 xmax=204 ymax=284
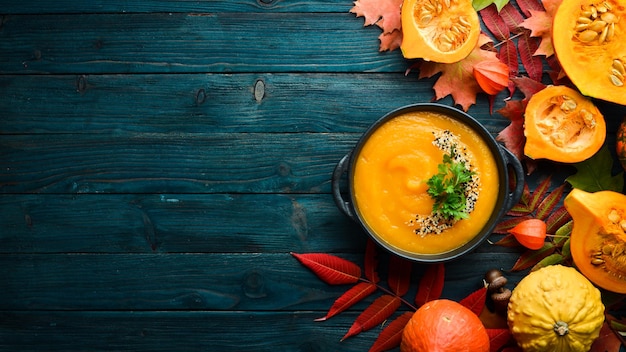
xmin=0 ymin=13 xmax=403 ymax=74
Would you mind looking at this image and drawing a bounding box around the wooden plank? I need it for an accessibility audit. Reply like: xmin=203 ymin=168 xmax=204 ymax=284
xmin=0 ymin=194 xmax=364 ymax=254
xmin=0 ymin=73 xmax=513 ymax=134
xmin=0 ymin=133 xmax=360 ymax=194
xmin=0 ymin=252 xmax=525 ymax=311
xmin=0 ymin=0 xmax=352 ymax=14
xmin=0 ymin=13 xmax=404 ymax=74
xmin=0 ymin=311 xmax=387 ymax=352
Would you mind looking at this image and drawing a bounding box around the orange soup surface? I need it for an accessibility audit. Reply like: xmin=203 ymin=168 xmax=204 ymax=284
xmin=353 ymin=111 xmax=499 ymax=255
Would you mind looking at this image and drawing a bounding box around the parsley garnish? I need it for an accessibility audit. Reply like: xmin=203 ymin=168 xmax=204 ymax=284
xmin=426 ymin=146 xmax=475 ymax=221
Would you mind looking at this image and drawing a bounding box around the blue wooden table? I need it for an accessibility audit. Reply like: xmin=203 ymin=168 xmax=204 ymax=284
xmin=1 ymin=1 xmax=625 ymax=351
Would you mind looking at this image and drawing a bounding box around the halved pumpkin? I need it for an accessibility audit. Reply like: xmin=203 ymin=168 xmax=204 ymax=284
xmin=564 ymin=188 xmax=626 ymax=294
xmin=553 ymin=0 xmax=626 ymax=106
xmin=401 ymin=0 xmax=480 ymax=63
xmin=524 ymin=85 xmax=606 ymax=163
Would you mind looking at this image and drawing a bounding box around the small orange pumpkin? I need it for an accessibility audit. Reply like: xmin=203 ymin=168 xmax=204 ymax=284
xmin=401 ymin=299 xmax=489 ymax=352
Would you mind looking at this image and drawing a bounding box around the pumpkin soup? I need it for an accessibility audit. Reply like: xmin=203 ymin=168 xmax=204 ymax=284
xmin=353 ymin=110 xmax=499 ymax=255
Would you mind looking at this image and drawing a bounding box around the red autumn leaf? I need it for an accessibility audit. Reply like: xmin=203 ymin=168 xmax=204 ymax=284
xmin=379 ymin=29 xmax=403 ymax=52
xmin=415 ymin=263 xmax=445 ymax=307
xmin=315 ymin=282 xmax=378 ymax=322
xmin=493 ymin=214 xmax=534 ymax=234
xmin=291 ymin=252 xmax=361 ymax=285
xmin=510 ymin=242 xmax=556 ymax=271
xmin=518 ymin=31 xmax=544 ymax=82
xmin=535 ymin=183 xmax=567 ymax=220
xmin=508 ymin=218 xmax=547 ymax=250
xmin=590 ymin=321 xmax=623 ymax=352
xmin=350 ymin=0 xmax=402 ymax=34
xmin=480 ymin=4 xmax=511 ymax=41
xmin=520 ymin=0 xmax=562 ymax=57
xmin=499 ymin=3 xmax=526 ymax=34
xmin=498 ymin=41 xmax=519 ymax=96
xmin=459 ymin=286 xmax=487 ymax=316
xmin=528 ymin=176 xmax=552 ymax=214
xmin=342 ymin=295 xmax=402 ymax=341
xmin=493 ymin=233 xmax=524 ymax=248
xmin=368 ymin=312 xmax=413 ymax=352
xmin=418 ymin=34 xmax=499 ymax=111
xmin=515 ymin=0 xmax=544 ymax=17
xmin=388 ymin=254 xmax=412 ymax=296
xmin=495 ymin=99 xmax=526 ymax=162
xmin=364 ymin=239 xmax=380 ymax=283
xmin=487 ymin=328 xmax=513 ymax=352
xmin=512 ymin=75 xmax=547 ymax=98
xmin=474 ymin=60 xmax=510 ymax=95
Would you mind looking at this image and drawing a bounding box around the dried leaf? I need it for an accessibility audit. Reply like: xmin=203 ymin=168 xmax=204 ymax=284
xmin=459 ymin=286 xmax=488 ymax=316
xmin=510 ymin=242 xmax=556 ymax=271
xmin=291 ymin=253 xmax=361 ymax=285
xmin=388 ymin=254 xmax=413 ymax=296
xmin=378 ymin=29 xmax=403 ymax=52
xmin=350 ymin=0 xmax=403 ymax=34
xmin=418 ymin=34 xmax=498 ymax=111
xmin=535 ymin=183 xmax=567 ymax=220
xmin=495 ymin=99 xmax=526 ymax=163
xmin=515 ymin=0 xmax=544 ymax=17
xmin=493 ymin=215 xmax=534 ymax=234
xmin=486 ymin=328 xmax=513 ymax=352
xmin=517 ymin=31 xmax=543 ymax=82
xmin=364 ymin=239 xmax=380 ymax=283
xmin=531 ymin=252 xmax=564 ymax=271
xmin=342 ymin=295 xmax=402 ymax=341
xmin=512 ymin=75 xmax=546 ymax=98
xmin=480 ymin=4 xmax=511 ymax=40
xmin=590 ymin=321 xmax=623 ymax=352
xmin=545 ymin=206 xmax=572 ymax=235
xmin=316 ymin=282 xmax=378 ymax=321
xmin=492 ymin=233 xmax=524 ymax=248
xmin=520 ymin=4 xmax=560 ymax=57
xmin=498 ymin=40 xmax=519 ymax=96
xmin=528 ymin=176 xmax=552 ymax=214
xmin=415 ymin=263 xmax=445 ymax=306
xmin=499 ymin=3 xmax=526 ymax=33
xmin=368 ymin=312 xmax=413 ymax=352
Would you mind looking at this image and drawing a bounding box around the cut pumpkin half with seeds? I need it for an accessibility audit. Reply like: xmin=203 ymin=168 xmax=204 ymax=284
xmin=401 ymin=0 xmax=480 ymax=63
xmin=553 ymin=0 xmax=626 ymax=105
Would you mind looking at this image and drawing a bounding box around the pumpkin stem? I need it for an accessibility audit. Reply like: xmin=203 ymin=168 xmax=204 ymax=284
xmin=554 ymin=321 xmax=569 ymax=336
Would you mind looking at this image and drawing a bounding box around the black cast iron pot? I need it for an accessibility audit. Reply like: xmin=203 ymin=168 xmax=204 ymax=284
xmin=332 ymin=103 xmax=525 ymax=263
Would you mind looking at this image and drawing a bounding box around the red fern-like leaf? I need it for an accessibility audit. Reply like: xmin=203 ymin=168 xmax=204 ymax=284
xmin=493 ymin=233 xmax=524 ymax=248
xmin=545 ymin=207 xmax=572 ymax=236
xmin=510 ymin=242 xmax=556 ymax=271
xmin=342 ymin=295 xmax=402 ymax=341
xmin=291 ymin=253 xmax=361 ymax=285
xmin=528 ymin=176 xmax=552 ymax=213
xmin=498 ymin=40 xmax=519 ymax=95
xmin=480 ymin=4 xmax=510 ymax=41
xmin=515 ymin=0 xmax=544 ymax=17
xmin=535 ymin=183 xmax=567 ymax=220
xmin=459 ymin=286 xmax=487 ymax=316
xmin=493 ymin=215 xmax=534 ymax=234
xmin=364 ymin=239 xmax=380 ymax=283
xmin=487 ymin=328 xmax=514 ymax=352
xmin=518 ymin=31 xmax=544 ymax=82
xmin=315 ymin=282 xmax=378 ymax=322
xmin=368 ymin=312 xmax=413 ymax=352
xmin=499 ymin=3 xmax=526 ymax=33
xmin=388 ymin=254 xmax=412 ymax=296
xmin=415 ymin=263 xmax=445 ymax=307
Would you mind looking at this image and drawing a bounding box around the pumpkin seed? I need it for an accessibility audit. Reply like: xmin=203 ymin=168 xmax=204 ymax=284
xmin=600 ymin=12 xmax=616 ymax=24
xmin=607 ymin=23 xmax=615 ymax=41
xmin=610 ymin=74 xmax=624 ymax=87
xmin=599 ymin=24 xmax=609 ymax=43
xmin=588 ymin=20 xmax=607 ymax=32
xmin=613 ymin=59 xmax=626 ymax=76
xmin=603 ymin=244 xmax=615 ymax=255
xmin=577 ymin=17 xmax=593 ymax=24
xmin=591 ymin=5 xmax=598 ymax=19
xmin=420 ymin=13 xmax=432 ymax=26
xmin=578 ymin=29 xmax=599 ymax=42
xmin=596 ymin=3 xmax=608 ymax=13
xmin=575 ymin=23 xmax=590 ymax=31
xmin=612 ymin=68 xmax=624 ymax=81
xmin=592 ymin=258 xmax=605 ymax=265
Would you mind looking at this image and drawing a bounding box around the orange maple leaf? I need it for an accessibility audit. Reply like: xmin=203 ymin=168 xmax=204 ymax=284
xmin=417 ymin=34 xmax=499 ymax=111
xmin=350 ymin=0 xmax=403 ymax=34
xmin=520 ymin=0 xmax=563 ymax=57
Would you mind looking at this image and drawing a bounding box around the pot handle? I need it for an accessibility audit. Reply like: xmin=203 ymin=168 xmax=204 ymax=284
xmin=331 ymin=153 xmax=357 ymax=221
xmin=501 ymin=145 xmax=525 ymax=212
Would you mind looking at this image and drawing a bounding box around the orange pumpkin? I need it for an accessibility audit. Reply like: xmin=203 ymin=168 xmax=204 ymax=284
xmin=523 ymin=85 xmax=606 ymax=163
xmin=401 ymin=0 xmax=480 ymax=63
xmin=617 ymin=116 xmax=626 ymax=171
xmin=401 ymin=299 xmax=489 ymax=352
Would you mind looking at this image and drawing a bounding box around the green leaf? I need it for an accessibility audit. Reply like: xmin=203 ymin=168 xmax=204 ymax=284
xmin=566 ymin=146 xmax=624 ymax=192
xmin=473 ymin=0 xmax=509 ymax=11
xmin=531 ymin=253 xmax=564 ymax=272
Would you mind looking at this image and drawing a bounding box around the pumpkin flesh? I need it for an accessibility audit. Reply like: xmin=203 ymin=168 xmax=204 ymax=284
xmin=552 ymin=0 xmax=626 ymax=105
xmin=564 ymin=188 xmax=626 ymax=294
xmin=401 ymin=0 xmax=480 ymax=63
